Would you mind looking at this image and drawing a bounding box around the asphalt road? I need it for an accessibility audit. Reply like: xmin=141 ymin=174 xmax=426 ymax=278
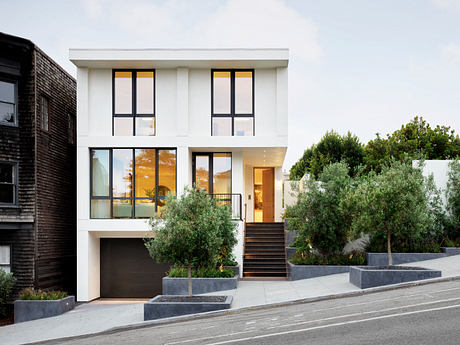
xmin=39 ymin=280 xmax=460 ymax=345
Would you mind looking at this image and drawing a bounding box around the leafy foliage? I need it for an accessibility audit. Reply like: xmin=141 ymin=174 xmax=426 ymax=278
xmin=345 ymin=160 xmax=445 ymax=264
xmin=289 ymin=131 xmax=365 ymax=180
xmin=215 ymin=205 xmax=238 ymax=267
xmin=289 ymin=250 xmax=366 ymax=266
xmin=168 ymin=266 xmax=234 ymax=278
xmin=286 ymin=162 xmax=353 ymax=257
xmin=0 ymin=271 xmax=15 ymax=317
xmin=19 ymin=288 xmax=67 ymax=301
xmin=446 ymin=160 xmax=460 ymax=243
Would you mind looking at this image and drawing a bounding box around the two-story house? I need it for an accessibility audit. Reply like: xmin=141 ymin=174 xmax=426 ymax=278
xmin=0 ymin=32 xmax=76 ymax=297
xmin=70 ymin=49 xmax=288 ymax=301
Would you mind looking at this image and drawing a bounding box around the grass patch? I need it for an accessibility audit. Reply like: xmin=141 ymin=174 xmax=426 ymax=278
xmin=19 ymin=288 xmax=68 ymax=300
xmin=290 ymin=251 xmax=366 ymax=265
xmin=168 ymin=266 xmax=235 ymax=278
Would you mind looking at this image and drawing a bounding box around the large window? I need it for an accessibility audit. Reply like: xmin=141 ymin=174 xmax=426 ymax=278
xmin=0 ymin=245 xmax=11 ymax=273
xmin=90 ymin=148 xmax=176 ymax=218
xmin=212 ymin=70 xmax=254 ymax=136
xmin=0 ymin=162 xmax=17 ymax=206
xmin=192 ymin=153 xmax=232 ymax=194
xmin=113 ymin=70 xmax=155 ymax=136
xmin=0 ymin=79 xmax=17 ymax=126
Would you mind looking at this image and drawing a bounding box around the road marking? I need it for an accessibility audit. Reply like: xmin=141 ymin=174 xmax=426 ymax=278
xmin=245 ymin=321 xmax=255 ymax=325
xmin=293 ymin=314 xmax=303 ymax=317
xmin=204 ymin=304 xmax=460 ymax=345
xmin=164 ymin=330 xmax=255 ymax=345
xmin=267 ymin=296 xmax=460 ymax=329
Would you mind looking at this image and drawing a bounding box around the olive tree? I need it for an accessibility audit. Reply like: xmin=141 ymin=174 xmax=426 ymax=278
xmin=144 ymin=187 xmax=231 ymax=296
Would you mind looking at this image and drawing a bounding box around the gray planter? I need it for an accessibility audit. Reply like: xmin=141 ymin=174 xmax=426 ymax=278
xmin=441 ymin=247 xmax=460 ymax=256
xmin=144 ymin=295 xmax=232 ymax=320
xmin=225 ymin=265 xmax=240 ymax=277
xmin=350 ymin=266 xmax=441 ymax=289
xmin=366 ymin=253 xmax=445 ymax=266
xmin=162 ymin=276 xmax=238 ymax=295
xmin=285 ymin=230 xmax=298 ymax=246
xmin=286 ymin=247 xmax=296 ymax=259
xmin=288 ymin=262 xmax=351 ymax=281
xmin=14 ymin=296 xmax=75 ymax=323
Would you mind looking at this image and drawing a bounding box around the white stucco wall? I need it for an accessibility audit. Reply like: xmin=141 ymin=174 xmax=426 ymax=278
xmin=418 ymin=160 xmax=453 ymax=207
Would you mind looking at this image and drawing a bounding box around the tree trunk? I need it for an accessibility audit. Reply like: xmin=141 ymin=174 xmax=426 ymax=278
xmin=187 ymin=264 xmax=192 ymax=297
xmin=387 ymin=231 xmax=392 ymax=266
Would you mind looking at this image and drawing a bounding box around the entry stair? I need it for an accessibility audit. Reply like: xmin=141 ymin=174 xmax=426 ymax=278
xmin=243 ymin=222 xmax=287 ymax=278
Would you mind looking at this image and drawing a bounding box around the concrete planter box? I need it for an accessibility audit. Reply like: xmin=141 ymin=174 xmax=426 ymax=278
xmin=225 ymin=265 xmax=240 ymax=277
xmin=350 ymin=266 xmax=441 ymax=289
xmin=14 ymin=296 xmax=75 ymax=323
xmin=367 ymin=252 xmax=445 ymax=266
xmin=144 ymin=295 xmax=232 ymax=320
xmin=286 ymin=247 xmax=296 ymax=259
xmin=285 ymin=230 xmax=298 ymax=246
xmin=441 ymin=247 xmax=460 ymax=256
xmin=162 ymin=276 xmax=238 ymax=295
xmin=288 ymin=262 xmax=351 ymax=281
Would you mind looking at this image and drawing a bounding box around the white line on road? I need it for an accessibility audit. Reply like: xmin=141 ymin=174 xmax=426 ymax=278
xmin=164 ymin=330 xmax=255 ymax=345
xmin=204 ymin=304 xmax=460 ymax=345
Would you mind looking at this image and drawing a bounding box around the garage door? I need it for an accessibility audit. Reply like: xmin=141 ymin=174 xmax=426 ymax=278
xmin=100 ymin=238 xmax=170 ymax=298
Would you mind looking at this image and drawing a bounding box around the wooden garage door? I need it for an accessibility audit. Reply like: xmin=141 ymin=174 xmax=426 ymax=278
xmin=100 ymin=238 xmax=170 ymax=298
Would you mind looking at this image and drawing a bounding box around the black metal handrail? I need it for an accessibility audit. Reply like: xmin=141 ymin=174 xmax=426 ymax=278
xmin=208 ymin=193 xmax=242 ymax=220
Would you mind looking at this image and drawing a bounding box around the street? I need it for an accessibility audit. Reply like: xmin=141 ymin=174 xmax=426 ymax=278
xmin=37 ymin=280 xmax=460 ymax=345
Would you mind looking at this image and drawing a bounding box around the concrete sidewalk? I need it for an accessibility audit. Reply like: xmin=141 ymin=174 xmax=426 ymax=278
xmin=1 ymin=255 xmax=460 ymax=345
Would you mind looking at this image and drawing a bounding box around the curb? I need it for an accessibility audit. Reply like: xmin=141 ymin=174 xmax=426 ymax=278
xmin=26 ymin=274 xmax=460 ymax=345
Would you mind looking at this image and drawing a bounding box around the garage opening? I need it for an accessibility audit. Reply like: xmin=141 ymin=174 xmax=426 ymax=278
xmin=100 ymin=238 xmax=170 ymax=298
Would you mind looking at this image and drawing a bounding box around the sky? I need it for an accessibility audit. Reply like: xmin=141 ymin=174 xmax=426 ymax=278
xmin=1 ymin=0 xmax=460 ymax=171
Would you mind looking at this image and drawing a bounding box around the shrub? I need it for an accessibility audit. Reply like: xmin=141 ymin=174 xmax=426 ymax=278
xmin=346 ymin=160 xmax=445 ymax=264
xmin=19 ymin=288 xmax=67 ymax=301
xmin=286 ymin=162 xmax=353 ymax=258
xmin=0 ymin=271 xmax=15 ymax=317
xmin=144 ymin=187 xmax=236 ymax=296
xmin=215 ymin=204 xmax=238 ymax=267
xmin=168 ymin=266 xmax=234 ymax=278
xmin=446 ymin=160 xmax=460 ymax=243
xmin=289 ymin=251 xmax=366 ymax=266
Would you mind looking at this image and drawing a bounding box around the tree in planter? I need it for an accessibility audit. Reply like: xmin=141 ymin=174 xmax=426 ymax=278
xmin=144 ymin=187 xmax=236 ymax=296
xmin=446 ymin=160 xmax=460 ymax=245
xmin=346 ymin=160 xmax=444 ymax=265
xmin=286 ymin=162 xmax=353 ymax=260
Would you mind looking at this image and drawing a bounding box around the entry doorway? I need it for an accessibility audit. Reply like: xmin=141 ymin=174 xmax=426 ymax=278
xmin=253 ymin=167 xmax=274 ymax=222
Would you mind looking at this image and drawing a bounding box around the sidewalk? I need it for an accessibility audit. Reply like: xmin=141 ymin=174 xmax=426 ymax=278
xmin=1 ymin=255 xmax=459 ymax=345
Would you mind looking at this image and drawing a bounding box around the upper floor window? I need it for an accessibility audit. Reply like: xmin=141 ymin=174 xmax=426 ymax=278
xmin=0 ymin=162 xmax=17 ymax=206
xmin=90 ymin=148 xmax=176 ymax=219
xmin=0 ymin=245 xmax=11 ymax=273
xmin=212 ymin=70 xmax=254 ymax=136
xmin=68 ymin=113 xmax=75 ymax=144
xmin=0 ymin=79 xmax=17 ymax=126
xmin=113 ymin=70 xmax=155 ymax=136
xmin=40 ymin=95 xmax=49 ymax=131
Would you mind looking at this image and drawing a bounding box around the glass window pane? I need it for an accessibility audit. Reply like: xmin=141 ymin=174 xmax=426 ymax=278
xmin=136 ymin=71 xmax=154 ymax=114
xmin=0 ymin=81 xmax=15 ymax=103
xmin=135 ymin=149 xmax=155 ymax=198
xmin=212 ymin=117 xmax=232 ymax=136
xmin=91 ymin=150 xmax=110 ymax=197
xmin=41 ymin=96 xmax=49 ymax=131
xmin=234 ymin=117 xmax=253 ymax=136
xmin=113 ymin=149 xmax=133 ymax=198
xmin=135 ymin=199 xmax=155 ymax=218
xmin=235 ymin=71 xmax=253 ymax=114
xmin=0 ymin=102 xmax=15 ymax=124
xmin=213 ymin=153 xmax=232 ymax=194
xmin=0 ymin=185 xmax=14 ymax=204
xmin=213 ymin=71 xmax=231 ymax=114
xmin=158 ymin=149 xmax=176 ymax=197
xmin=114 ymin=71 xmax=132 ymax=114
xmin=113 ymin=199 xmax=132 ymax=218
xmin=0 ymin=245 xmax=10 ymax=265
xmin=114 ymin=117 xmax=133 ymax=136
xmin=0 ymin=164 xmax=13 ymax=183
xmin=91 ymin=199 xmax=110 ymax=219
xmin=194 ymin=155 xmax=209 ymax=193
xmin=135 ymin=117 xmax=155 ymax=136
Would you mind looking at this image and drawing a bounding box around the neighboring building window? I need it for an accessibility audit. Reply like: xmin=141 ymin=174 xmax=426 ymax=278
xmin=68 ymin=114 xmax=75 ymax=144
xmin=90 ymin=148 xmax=176 ymax=218
xmin=113 ymin=70 xmax=155 ymax=136
xmin=212 ymin=70 xmax=254 ymax=136
xmin=40 ymin=96 xmax=49 ymax=131
xmin=192 ymin=153 xmax=232 ymax=194
xmin=0 ymin=245 xmax=11 ymax=273
xmin=0 ymin=79 xmax=17 ymax=126
xmin=0 ymin=162 xmax=17 ymax=206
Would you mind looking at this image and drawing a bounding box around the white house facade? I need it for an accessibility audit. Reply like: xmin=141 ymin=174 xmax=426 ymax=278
xmin=70 ymin=49 xmax=289 ymax=301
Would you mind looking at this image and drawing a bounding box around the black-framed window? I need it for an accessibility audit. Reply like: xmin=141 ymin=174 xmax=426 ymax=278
xmin=40 ymin=95 xmax=49 ymax=131
xmin=90 ymin=148 xmax=176 ymax=219
xmin=0 ymin=162 xmax=17 ymax=206
xmin=113 ymin=70 xmax=155 ymax=136
xmin=211 ymin=70 xmax=254 ymax=136
xmin=0 ymin=78 xmax=17 ymax=126
xmin=192 ymin=153 xmax=232 ymax=194
xmin=0 ymin=244 xmax=11 ymax=273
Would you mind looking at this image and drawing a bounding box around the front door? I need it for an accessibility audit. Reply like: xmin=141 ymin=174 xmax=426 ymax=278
xmin=254 ymin=167 xmax=274 ymax=222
